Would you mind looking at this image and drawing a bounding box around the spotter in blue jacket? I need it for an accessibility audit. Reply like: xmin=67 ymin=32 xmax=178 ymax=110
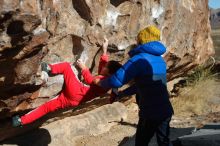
xmin=100 ymin=41 xmax=174 ymax=120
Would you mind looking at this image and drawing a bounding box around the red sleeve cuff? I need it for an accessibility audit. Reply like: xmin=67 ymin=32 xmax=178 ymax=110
xmin=81 ymin=68 xmax=90 ymax=74
xmin=100 ymin=54 xmax=109 ymax=62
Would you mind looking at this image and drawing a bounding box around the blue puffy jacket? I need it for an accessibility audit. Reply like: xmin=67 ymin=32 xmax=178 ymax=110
xmin=101 ymin=41 xmax=174 ymax=119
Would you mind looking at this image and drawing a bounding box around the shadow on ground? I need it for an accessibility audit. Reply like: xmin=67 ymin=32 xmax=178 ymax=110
xmin=118 ymin=127 xmax=195 ymax=146
xmin=119 ymin=122 xmax=220 ymax=146
xmin=0 ymin=128 xmax=51 ymax=146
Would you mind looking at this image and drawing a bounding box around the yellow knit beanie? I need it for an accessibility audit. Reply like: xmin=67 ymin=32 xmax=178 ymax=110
xmin=137 ymin=25 xmax=160 ymax=44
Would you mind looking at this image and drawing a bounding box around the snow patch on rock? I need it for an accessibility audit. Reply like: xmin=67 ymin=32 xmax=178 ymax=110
xmin=152 ymin=5 xmax=164 ymax=18
xmin=33 ymin=27 xmax=47 ymax=35
xmin=103 ymin=8 xmax=120 ymax=27
xmin=79 ymin=49 xmax=89 ymax=64
xmin=118 ymin=41 xmax=130 ymax=50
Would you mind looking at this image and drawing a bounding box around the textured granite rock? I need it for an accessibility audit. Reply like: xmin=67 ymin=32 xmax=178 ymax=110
xmin=0 ymin=0 xmax=214 ymax=121
xmin=0 ymin=102 xmax=127 ymax=144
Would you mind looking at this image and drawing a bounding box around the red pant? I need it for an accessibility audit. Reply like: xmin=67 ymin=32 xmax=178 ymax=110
xmin=21 ymin=62 xmax=88 ymax=125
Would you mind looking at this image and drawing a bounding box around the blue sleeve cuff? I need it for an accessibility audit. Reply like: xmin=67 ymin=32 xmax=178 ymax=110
xmin=100 ymin=75 xmax=123 ymax=89
xmin=122 ymin=84 xmax=137 ymax=96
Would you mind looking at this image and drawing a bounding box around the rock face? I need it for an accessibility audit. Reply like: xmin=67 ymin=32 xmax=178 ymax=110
xmin=0 ymin=102 xmax=127 ymax=145
xmin=0 ymin=0 xmax=214 ymax=118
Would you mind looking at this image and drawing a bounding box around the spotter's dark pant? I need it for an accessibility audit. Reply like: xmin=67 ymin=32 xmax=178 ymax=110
xmin=135 ymin=116 xmax=173 ymax=146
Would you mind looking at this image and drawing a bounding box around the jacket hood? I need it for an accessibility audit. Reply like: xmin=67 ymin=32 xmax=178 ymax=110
xmin=128 ymin=41 xmax=166 ymax=57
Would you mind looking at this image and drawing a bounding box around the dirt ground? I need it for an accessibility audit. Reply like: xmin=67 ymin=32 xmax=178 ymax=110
xmin=75 ymin=103 xmax=139 ymax=146
xmin=75 ymin=79 xmax=220 ymax=146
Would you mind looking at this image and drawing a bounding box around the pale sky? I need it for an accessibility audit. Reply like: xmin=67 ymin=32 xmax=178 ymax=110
xmin=209 ymin=0 xmax=220 ymax=9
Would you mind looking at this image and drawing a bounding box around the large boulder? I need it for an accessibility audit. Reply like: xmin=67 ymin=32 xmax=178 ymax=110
xmin=0 ymin=0 xmax=214 ymax=119
xmin=0 ymin=102 xmax=127 ymax=144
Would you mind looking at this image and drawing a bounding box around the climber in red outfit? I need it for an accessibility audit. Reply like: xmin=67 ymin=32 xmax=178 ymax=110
xmin=12 ymin=38 xmax=122 ymax=127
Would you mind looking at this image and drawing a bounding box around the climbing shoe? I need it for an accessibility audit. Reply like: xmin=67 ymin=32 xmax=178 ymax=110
xmin=41 ymin=62 xmax=51 ymax=74
xmin=12 ymin=115 xmax=22 ymax=127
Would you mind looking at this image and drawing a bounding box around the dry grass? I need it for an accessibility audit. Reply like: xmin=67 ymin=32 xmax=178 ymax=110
xmin=171 ymin=79 xmax=216 ymax=116
xmin=212 ymin=27 xmax=220 ymax=36
xmin=212 ymin=28 xmax=220 ymax=60
xmin=171 ymin=80 xmax=217 ymax=116
xmin=171 ymin=27 xmax=220 ymax=117
xmin=171 ymin=67 xmax=219 ymax=116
